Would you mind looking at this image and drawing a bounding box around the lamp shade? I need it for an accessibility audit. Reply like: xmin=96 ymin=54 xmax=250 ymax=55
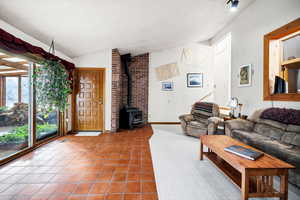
xmin=229 ymin=97 xmax=239 ymax=109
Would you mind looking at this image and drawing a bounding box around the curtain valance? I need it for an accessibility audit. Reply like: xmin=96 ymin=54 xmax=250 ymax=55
xmin=0 ymin=28 xmax=75 ymax=78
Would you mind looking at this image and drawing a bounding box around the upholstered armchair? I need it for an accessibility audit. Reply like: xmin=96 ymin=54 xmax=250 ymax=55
xmin=179 ymin=102 xmax=220 ymax=137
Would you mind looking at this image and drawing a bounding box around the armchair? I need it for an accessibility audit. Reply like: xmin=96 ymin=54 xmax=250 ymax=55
xmin=179 ymin=102 xmax=220 ymax=137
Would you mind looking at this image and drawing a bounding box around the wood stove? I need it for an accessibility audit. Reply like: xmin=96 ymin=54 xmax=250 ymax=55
xmin=120 ymin=107 xmax=143 ymax=129
xmin=119 ymin=54 xmax=144 ymax=129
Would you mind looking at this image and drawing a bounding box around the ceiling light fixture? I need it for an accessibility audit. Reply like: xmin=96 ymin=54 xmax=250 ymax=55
xmin=227 ymin=0 xmax=239 ymax=12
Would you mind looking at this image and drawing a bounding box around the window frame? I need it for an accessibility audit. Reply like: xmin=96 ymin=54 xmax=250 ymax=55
xmin=263 ymin=17 xmax=300 ymax=101
xmin=1 ymin=75 xmax=29 ymax=107
xmin=0 ymin=62 xmax=63 ymax=165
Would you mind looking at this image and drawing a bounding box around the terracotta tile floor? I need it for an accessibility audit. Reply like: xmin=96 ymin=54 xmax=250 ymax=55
xmin=0 ymin=126 xmax=158 ymax=200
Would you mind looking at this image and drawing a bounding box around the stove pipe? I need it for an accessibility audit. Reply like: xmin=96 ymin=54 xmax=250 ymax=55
xmin=121 ymin=54 xmax=132 ymax=107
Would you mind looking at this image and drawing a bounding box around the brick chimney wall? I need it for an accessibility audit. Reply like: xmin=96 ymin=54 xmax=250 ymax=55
xmin=122 ymin=53 xmax=149 ymax=123
xmin=111 ymin=49 xmax=122 ymax=132
xmin=111 ymin=50 xmax=149 ymax=132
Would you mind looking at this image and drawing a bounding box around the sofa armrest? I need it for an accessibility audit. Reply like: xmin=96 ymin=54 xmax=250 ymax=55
xmin=208 ymin=117 xmax=224 ymax=135
xmin=179 ymin=114 xmax=194 ymax=134
xmin=208 ymin=117 xmax=223 ymax=125
xmin=179 ymin=114 xmax=194 ymax=122
xmin=225 ymin=119 xmax=254 ymax=136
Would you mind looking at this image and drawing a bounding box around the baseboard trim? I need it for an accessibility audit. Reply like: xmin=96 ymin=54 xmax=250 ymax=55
xmin=149 ymin=122 xmax=181 ymax=125
xmin=104 ymin=130 xmax=112 ymax=133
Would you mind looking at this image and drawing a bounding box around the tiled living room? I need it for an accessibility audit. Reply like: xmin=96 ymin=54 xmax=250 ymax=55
xmin=0 ymin=0 xmax=300 ymax=200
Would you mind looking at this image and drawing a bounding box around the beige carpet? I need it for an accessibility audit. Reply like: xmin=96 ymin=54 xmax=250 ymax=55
xmin=150 ymin=125 xmax=300 ymax=200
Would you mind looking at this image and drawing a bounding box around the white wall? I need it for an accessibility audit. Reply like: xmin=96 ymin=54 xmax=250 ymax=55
xmin=211 ymin=0 xmax=300 ymax=115
xmin=212 ymin=33 xmax=231 ymax=106
xmin=73 ymin=49 xmax=112 ymax=131
xmin=0 ymin=19 xmax=72 ymax=61
xmin=148 ymin=43 xmax=214 ymax=122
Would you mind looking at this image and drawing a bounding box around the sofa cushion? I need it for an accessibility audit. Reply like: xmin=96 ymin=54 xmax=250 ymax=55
xmin=281 ymin=132 xmax=297 ymax=145
xmin=192 ymin=110 xmax=213 ymax=118
xmin=281 ymin=131 xmax=300 ymax=147
xmin=225 ymin=119 xmax=254 ymax=132
xmin=189 ymin=120 xmax=207 ymax=128
xmin=186 ymin=125 xmax=207 ymax=138
xmin=287 ymin=124 xmax=300 ymax=133
xmin=262 ymin=140 xmax=300 ymax=168
xmin=253 ymin=123 xmax=284 ymax=141
xmin=291 ymin=134 xmax=300 ymax=147
xmin=256 ymin=118 xmax=287 ymax=131
xmin=232 ymin=130 xmax=300 ymax=168
xmin=231 ymin=130 xmax=270 ymax=151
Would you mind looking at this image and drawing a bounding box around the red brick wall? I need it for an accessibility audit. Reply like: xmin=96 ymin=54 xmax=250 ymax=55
xmin=122 ymin=53 xmax=149 ymax=123
xmin=111 ymin=49 xmax=122 ymax=132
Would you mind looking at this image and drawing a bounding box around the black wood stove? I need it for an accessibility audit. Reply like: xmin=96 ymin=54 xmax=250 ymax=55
xmin=119 ymin=54 xmax=144 ymax=129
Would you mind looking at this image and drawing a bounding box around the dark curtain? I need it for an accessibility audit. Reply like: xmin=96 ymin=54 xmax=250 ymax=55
xmin=0 ymin=28 xmax=75 ymax=84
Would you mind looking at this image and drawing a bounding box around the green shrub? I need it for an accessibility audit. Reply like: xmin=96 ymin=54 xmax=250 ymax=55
xmin=0 ymin=106 xmax=8 ymax=113
xmin=36 ymin=123 xmax=57 ymax=135
xmin=0 ymin=123 xmax=57 ymax=143
xmin=0 ymin=125 xmax=28 ymax=143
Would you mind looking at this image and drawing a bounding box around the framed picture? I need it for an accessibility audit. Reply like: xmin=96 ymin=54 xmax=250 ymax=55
xmin=161 ymin=82 xmax=174 ymax=91
xmin=239 ymin=64 xmax=252 ymax=87
xmin=187 ymin=73 xmax=203 ymax=88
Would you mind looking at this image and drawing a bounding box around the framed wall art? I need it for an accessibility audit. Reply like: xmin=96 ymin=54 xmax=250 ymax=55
xmin=239 ymin=64 xmax=252 ymax=87
xmin=161 ymin=82 xmax=174 ymax=91
xmin=187 ymin=73 xmax=203 ymax=88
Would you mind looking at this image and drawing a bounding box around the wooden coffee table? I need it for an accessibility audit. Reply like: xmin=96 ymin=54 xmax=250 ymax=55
xmin=200 ymin=135 xmax=295 ymax=200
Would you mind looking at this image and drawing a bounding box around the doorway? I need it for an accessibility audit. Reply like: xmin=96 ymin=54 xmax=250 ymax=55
xmin=213 ymin=33 xmax=231 ymax=106
xmin=74 ymin=68 xmax=105 ymax=131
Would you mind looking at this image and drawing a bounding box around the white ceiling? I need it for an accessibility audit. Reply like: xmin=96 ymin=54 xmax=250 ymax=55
xmin=0 ymin=0 xmax=255 ymax=58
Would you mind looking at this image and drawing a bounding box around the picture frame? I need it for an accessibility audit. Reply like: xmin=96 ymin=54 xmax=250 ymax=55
xmin=239 ymin=64 xmax=252 ymax=87
xmin=187 ymin=73 xmax=203 ymax=88
xmin=161 ymin=82 xmax=174 ymax=91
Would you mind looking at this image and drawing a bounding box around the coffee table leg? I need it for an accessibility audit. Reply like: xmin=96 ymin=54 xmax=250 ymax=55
xmin=241 ymin=170 xmax=249 ymax=200
xmin=280 ymin=171 xmax=288 ymax=200
xmin=200 ymin=141 xmax=203 ymax=160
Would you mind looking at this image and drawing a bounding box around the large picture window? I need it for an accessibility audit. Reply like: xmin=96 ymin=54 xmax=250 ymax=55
xmin=0 ymin=69 xmax=30 ymax=159
xmin=5 ymin=76 xmax=30 ymax=107
xmin=5 ymin=77 xmax=19 ymax=107
xmin=36 ymin=108 xmax=58 ymax=141
xmin=21 ymin=76 xmax=29 ymax=103
xmin=0 ymin=52 xmax=60 ymax=161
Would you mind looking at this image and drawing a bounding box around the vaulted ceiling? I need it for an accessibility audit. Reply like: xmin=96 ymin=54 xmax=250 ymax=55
xmin=0 ymin=0 xmax=255 ymax=57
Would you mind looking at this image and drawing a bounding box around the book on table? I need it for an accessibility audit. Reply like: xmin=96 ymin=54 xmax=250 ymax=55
xmin=224 ymin=145 xmax=263 ymax=160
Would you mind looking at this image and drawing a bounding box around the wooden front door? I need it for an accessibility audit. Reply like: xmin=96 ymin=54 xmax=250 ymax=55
xmin=75 ymin=68 xmax=104 ymax=131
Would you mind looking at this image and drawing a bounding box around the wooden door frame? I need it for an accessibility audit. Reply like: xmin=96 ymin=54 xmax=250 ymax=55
xmin=263 ymin=17 xmax=300 ymax=101
xmin=72 ymin=67 xmax=106 ymax=132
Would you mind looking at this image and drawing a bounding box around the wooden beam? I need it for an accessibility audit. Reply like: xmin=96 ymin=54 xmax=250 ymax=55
xmin=0 ymin=72 xmax=28 ymax=76
xmin=0 ymin=68 xmax=18 ymax=72
xmin=0 ymin=59 xmax=28 ymax=71
xmin=0 ymin=55 xmax=12 ymax=59
xmin=16 ymin=61 xmax=30 ymax=65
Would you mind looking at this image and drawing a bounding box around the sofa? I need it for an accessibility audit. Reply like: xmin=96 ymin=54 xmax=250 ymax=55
xmin=225 ymin=108 xmax=300 ymax=188
xmin=179 ymin=102 xmax=220 ymax=137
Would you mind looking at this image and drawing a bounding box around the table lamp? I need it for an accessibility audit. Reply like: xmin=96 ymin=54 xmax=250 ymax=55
xmin=228 ymin=97 xmax=239 ymax=117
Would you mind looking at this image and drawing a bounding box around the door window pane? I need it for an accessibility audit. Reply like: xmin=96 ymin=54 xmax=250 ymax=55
xmin=5 ymin=77 xmax=18 ymax=108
